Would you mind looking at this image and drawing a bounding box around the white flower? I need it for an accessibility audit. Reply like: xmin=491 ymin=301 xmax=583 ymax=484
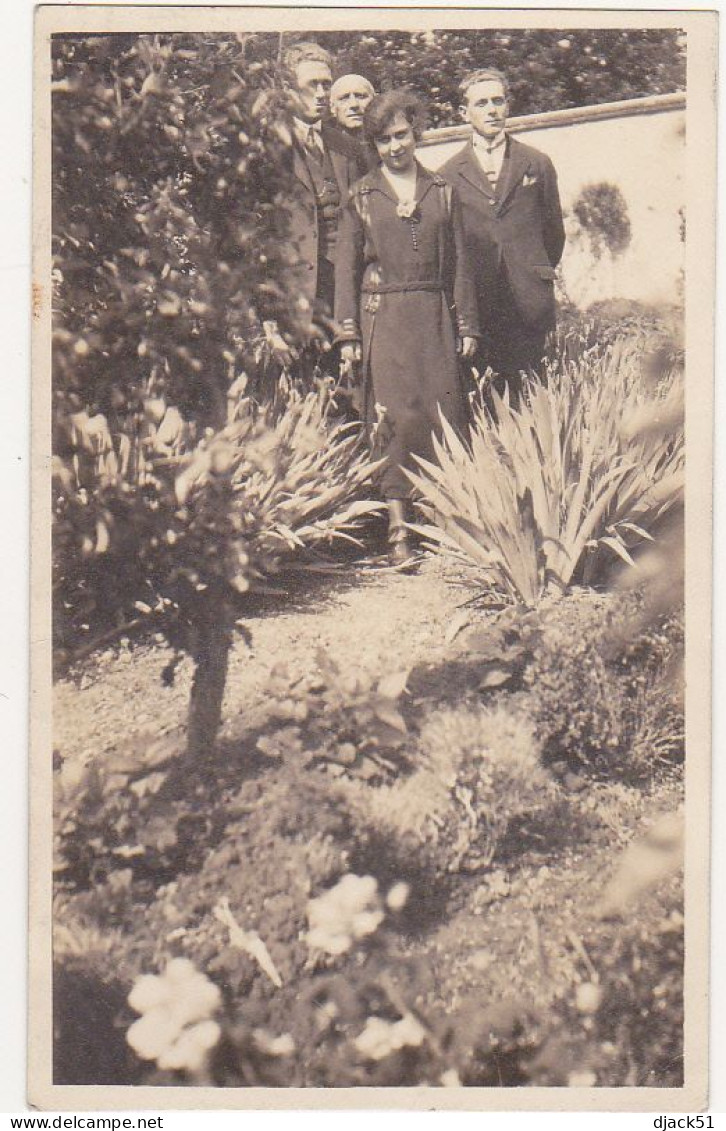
xmin=126 ymin=960 xmax=222 ymax=1071
xmin=575 ymin=982 xmax=603 ymax=1015
xmin=395 ymin=200 xmax=418 ymax=220
xmin=354 ymin=1013 xmax=427 ymax=1061
xmin=127 ymin=974 xmax=170 ymax=1015
xmin=157 ymin=1020 xmax=221 ymax=1073
xmin=351 ymin=909 xmax=385 ymax=937
xmin=386 ymin=882 xmax=410 ymax=911
xmin=306 ymin=874 xmax=384 ymax=955
xmin=127 ymin=1011 xmax=182 ymax=1062
xmin=252 ymin=1029 xmax=296 ymax=1057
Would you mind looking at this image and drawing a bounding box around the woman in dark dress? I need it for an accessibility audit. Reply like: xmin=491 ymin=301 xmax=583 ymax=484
xmin=335 ymin=90 xmax=480 ymax=564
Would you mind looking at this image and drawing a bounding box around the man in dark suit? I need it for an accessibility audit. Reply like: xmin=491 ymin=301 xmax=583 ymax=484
xmin=441 ymin=68 xmax=565 ymax=401
xmin=280 ymin=42 xmax=361 ymax=336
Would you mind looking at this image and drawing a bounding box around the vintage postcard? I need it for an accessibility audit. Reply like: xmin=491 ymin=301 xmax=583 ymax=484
xmin=30 ymin=4 xmax=716 ymax=1112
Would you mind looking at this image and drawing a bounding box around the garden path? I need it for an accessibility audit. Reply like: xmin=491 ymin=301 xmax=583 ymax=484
xmin=54 ymin=556 xmax=471 ymax=770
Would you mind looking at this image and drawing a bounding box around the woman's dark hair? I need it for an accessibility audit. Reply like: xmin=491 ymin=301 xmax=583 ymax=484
xmin=363 ymin=89 xmax=427 ymax=143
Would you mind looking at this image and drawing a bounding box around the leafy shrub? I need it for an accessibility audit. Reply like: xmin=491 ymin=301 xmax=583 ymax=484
xmin=571 ymin=182 xmax=632 ymax=258
xmin=110 ymin=867 xmax=683 ymax=1089
xmin=254 ymin=653 xmax=412 ymax=780
xmin=52 ymin=33 xmax=384 ymax=763
xmin=54 ymin=379 xmax=382 ymax=758
xmin=515 ymin=597 xmax=626 ymax=770
xmin=313 ymin=29 xmax=685 ymax=128
xmin=52 ymin=34 xmax=306 ymax=430
xmin=338 ymin=705 xmax=559 ymax=874
xmin=548 ymin=301 xmax=684 ymax=369
xmin=512 ymin=595 xmax=684 ymax=778
xmin=409 ymin=337 xmax=684 ymax=604
xmin=530 ymin=901 xmax=683 ymax=1087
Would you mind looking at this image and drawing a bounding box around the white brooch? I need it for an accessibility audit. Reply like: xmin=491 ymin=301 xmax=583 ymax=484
xmin=522 ymin=173 xmax=538 ymax=187
xmin=396 ymin=200 xmax=419 ymax=220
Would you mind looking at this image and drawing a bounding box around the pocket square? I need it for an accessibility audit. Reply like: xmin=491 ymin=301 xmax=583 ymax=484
xmin=522 ymin=173 xmax=538 ymax=187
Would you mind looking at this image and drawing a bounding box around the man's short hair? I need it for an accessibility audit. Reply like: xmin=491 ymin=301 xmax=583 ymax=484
xmin=458 ymin=68 xmax=510 ymax=103
xmin=281 ymin=41 xmax=333 ymax=85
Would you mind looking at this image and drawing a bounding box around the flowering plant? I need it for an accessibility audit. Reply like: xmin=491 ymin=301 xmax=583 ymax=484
xmin=126 ymin=958 xmax=221 ymax=1073
xmin=306 ymin=873 xmax=409 ymax=956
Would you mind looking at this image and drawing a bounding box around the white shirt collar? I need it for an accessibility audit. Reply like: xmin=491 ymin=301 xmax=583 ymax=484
xmin=472 ymin=129 xmax=507 ymax=153
xmin=294 ymin=117 xmax=323 ymax=144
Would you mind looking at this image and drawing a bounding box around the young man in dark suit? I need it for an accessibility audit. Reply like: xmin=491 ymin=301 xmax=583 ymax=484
xmin=441 ymin=68 xmax=565 ymax=402
xmin=280 ymin=42 xmax=361 ymax=336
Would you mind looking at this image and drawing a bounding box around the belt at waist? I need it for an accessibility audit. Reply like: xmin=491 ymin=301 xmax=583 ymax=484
xmin=361 ymin=280 xmax=444 ymax=295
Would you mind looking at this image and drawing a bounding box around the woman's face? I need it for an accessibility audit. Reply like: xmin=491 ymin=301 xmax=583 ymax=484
xmin=374 ymin=112 xmax=416 ymax=173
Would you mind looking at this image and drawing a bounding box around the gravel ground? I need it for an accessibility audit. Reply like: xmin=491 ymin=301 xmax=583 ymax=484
xmin=54 ymin=555 xmax=475 ymax=770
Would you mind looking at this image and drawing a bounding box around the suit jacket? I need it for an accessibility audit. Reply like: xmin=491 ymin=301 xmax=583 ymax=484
xmin=323 ymin=122 xmax=379 ymax=178
xmin=285 ymin=122 xmax=362 ymax=320
xmin=440 ymin=136 xmax=565 ymax=331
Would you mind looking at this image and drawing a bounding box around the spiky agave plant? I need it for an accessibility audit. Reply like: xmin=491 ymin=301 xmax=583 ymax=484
xmin=407 ymin=337 xmax=684 ymax=604
xmin=223 ymin=378 xmax=385 ymax=570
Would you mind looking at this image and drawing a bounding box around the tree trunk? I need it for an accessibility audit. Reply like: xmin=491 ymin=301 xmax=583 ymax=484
xmin=186 ymin=618 xmax=233 ymax=764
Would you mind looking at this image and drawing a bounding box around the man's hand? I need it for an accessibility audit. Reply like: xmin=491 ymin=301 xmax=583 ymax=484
xmin=458 ymin=336 xmax=478 ymax=359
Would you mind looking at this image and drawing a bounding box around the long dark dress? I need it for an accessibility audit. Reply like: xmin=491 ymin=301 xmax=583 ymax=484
xmin=334 ymin=163 xmax=480 ymax=499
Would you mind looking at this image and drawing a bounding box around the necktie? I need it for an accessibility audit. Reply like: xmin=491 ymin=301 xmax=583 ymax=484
xmin=305 ymin=126 xmax=323 ymax=161
xmin=482 ymin=147 xmax=499 ymax=187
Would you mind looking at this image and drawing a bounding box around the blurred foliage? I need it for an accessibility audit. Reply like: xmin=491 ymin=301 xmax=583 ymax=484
xmin=312 ymin=28 xmax=685 ymax=127
xmin=339 ymin=704 xmax=559 ymax=875
xmin=255 ymin=653 xmax=413 ymax=781
xmin=52 ymin=32 xmax=308 ymax=431
xmin=571 ymin=182 xmax=632 ymax=259
xmin=517 ymin=597 xmax=684 ymax=779
xmin=532 ymin=901 xmax=683 ymax=1087
xmin=548 ymin=301 xmax=685 ymax=365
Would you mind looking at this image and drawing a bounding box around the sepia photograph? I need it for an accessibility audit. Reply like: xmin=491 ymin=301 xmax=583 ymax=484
xmin=30 ymin=5 xmax=716 ymax=1111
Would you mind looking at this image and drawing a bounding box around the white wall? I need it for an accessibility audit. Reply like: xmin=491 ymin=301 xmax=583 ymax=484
xmin=418 ymin=97 xmax=685 ymax=310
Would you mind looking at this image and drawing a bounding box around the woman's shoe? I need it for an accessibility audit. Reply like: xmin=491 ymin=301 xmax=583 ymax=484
xmin=390 ymin=535 xmax=414 ymax=568
xmin=387 ymin=499 xmax=414 ymax=567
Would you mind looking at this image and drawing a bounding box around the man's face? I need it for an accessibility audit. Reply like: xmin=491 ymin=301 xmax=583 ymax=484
xmin=290 ymin=59 xmax=333 ymax=123
xmin=331 ymin=77 xmax=374 ymax=132
xmin=461 ymin=79 xmax=509 ymax=141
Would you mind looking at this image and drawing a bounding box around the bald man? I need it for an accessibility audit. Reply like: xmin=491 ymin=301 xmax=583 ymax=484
xmin=329 ymin=73 xmax=378 ymax=175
